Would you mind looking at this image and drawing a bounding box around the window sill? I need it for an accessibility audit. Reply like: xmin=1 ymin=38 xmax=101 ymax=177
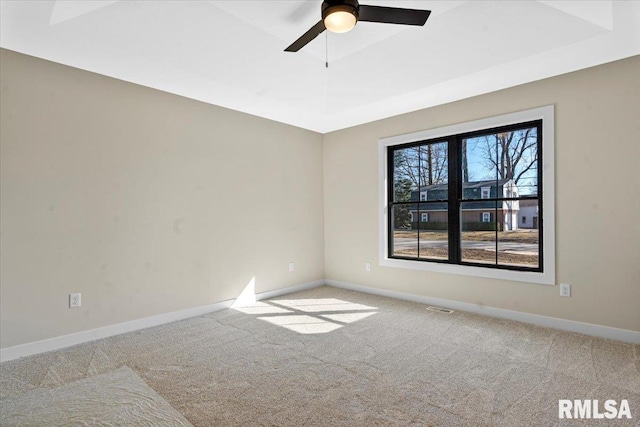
xmin=379 ymin=256 xmax=555 ymax=285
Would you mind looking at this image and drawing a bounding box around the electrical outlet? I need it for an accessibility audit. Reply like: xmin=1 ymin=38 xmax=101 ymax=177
xmin=560 ymin=284 xmax=571 ymax=298
xmin=69 ymin=293 xmax=81 ymax=308
xmin=288 ymin=262 xmax=295 ymax=272
xmin=365 ymin=262 xmax=371 ymax=272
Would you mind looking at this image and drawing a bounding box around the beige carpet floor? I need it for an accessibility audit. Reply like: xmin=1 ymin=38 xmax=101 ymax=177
xmin=1 ymin=366 xmax=192 ymax=426
xmin=1 ymin=285 xmax=639 ymax=426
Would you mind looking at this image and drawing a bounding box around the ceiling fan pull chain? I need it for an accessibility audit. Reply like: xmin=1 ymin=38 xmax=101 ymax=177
xmin=325 ymin=31 xmax=329 ymax=68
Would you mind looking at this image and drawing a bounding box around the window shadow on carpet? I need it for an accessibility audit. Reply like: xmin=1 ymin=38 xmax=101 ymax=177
xmin=232 ymin=298 xmax=378 ymax=334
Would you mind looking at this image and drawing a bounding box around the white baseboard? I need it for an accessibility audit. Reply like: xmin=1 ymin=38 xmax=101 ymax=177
xmin=4 ymin=278 xmax=635 ymax=362
xmin=325 ymin=280 xmax=640 ymax=345
xmin=0 ymin=280 xmax=325 ymax=363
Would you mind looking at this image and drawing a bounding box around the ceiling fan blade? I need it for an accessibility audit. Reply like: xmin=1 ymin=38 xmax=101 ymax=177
xmin=358 ymin=5 xmax=431 ymax=26
xmin=285 ymin=20 xmax=326 ymax=52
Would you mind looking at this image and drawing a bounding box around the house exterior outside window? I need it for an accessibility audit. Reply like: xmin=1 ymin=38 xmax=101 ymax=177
xmin=408 ymin=180 xmax=517 ymax=231
xmin=518 ymin=199 xmax=539 ymax=229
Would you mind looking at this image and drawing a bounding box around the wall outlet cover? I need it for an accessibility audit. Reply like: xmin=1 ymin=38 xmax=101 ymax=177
xmin=69 ymin=293 xmax=81 ymax=308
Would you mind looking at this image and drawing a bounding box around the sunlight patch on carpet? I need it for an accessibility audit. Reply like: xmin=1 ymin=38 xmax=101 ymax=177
xmin=256 ymin=298 xmax=378 ymax=334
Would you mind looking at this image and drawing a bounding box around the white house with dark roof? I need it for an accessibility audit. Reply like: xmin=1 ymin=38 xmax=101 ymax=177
xmin=408 ymin=179 xmax=520 ymax=231
xmin=518 ymin=199 xmax=539 ymax=229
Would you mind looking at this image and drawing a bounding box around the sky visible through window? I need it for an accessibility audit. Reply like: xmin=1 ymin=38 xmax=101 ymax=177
xmin=464 ymin=127 xmax=538 ymax=196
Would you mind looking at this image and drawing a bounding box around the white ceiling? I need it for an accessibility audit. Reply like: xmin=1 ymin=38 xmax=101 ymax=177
xmin=1 ymin=1 xmax=639 ymax=133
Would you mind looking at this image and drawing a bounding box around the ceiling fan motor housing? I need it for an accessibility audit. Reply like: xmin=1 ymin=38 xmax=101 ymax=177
xmin=322 ymin=0 xmax=360 ymax=23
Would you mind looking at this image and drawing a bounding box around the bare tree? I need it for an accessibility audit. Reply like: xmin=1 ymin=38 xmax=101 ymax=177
xmin=481 ymin=129 xmax=538 ymax=185
xmin=394 ymin=143 xmax=448 ymax=189
xmin=461 ymin=140 xmax=468 ymax=183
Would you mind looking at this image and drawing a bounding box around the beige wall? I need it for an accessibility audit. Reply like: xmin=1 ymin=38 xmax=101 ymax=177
xmin=324 ymin=56 xmax=640 ymax=332
xmin=0 ymin=49 xmax=325 ymax=348
xmin=2 ymin=49 xmax=638 ymax=351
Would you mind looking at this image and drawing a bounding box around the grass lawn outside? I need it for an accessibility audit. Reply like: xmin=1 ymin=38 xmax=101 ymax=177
xmin=394 ymin=229 xmax=539 ymax=244
xmin=392 ymin=229 xmax=539 ymax=267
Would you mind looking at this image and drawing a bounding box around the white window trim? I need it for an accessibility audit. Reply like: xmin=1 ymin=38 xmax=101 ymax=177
xmin=421 ymin=213 xmax=429 ymax=222
xmin=378 ymin=105 xmax=555 ymax=286
xmin=482 ymin=212 xmax=491 ymax=223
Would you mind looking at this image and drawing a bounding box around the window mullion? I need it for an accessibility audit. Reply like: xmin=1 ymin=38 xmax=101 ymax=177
xmin=448 ymin=137 xmax=461 ymax=263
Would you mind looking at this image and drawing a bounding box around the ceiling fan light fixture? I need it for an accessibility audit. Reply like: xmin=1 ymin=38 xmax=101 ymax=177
xmin=322 ymin=4 xmax=358 ymax=33
xmin=285 ymin=0 xmax=431 ymax=53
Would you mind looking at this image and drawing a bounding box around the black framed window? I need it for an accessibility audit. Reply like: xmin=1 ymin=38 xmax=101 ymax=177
xmin=388 ymin=120 xmax=542 ymax=272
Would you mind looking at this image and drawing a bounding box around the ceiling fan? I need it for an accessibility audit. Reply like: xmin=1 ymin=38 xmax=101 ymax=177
xmin=285 ymin=0 xmax=431 ymax=52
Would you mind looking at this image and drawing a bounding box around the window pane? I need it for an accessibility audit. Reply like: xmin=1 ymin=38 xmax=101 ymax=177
xmin=418 ymin=142 xmax=448 ymax=190
xmin=417 ymin=207 xmax=448 ymax=260
xmin=498 ymin=228 xmax=539 ymax=268
xmin=460 ymin=201 xmax=498 ymax=265
xmin=392 ymin=147 xmax=420 ymax=202
xmin=391 ymin=204 xmax=417 ymax=258
xmin=499 ymin=199 xmax=540 ymax=268
xmin=462 ymin=126 xmax=539 ymax=199
xmin=497 ymin=127 xmax=538 ymax=197
xmin=462 ymin=135 xmax=497 ymax=200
